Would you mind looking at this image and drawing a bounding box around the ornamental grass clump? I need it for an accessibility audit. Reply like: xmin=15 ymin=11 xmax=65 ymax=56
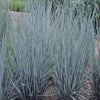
xmin=5 ymin=2 xmax=56 ymax=100
xmin=52 ymin=2 xmax=94 ymax=100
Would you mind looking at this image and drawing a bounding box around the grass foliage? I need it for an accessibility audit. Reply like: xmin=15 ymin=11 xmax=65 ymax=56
xmin=0 ymin=2 xmax=8 ymax=49
xmin=51 ymin=3 xmax=94 ymax=100
xmin=0 ymin=0 xmax=100 ymax=100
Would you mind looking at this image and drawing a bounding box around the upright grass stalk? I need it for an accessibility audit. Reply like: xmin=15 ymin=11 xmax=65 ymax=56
xmin=0 ymin=2 xmax=8 ymax=49
xmin=0 ymin=13 xmax=10 ymax=100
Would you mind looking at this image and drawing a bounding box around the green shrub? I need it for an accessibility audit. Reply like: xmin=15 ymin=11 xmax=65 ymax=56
xmin=9 ymin=0 xmax=26 ymax=12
